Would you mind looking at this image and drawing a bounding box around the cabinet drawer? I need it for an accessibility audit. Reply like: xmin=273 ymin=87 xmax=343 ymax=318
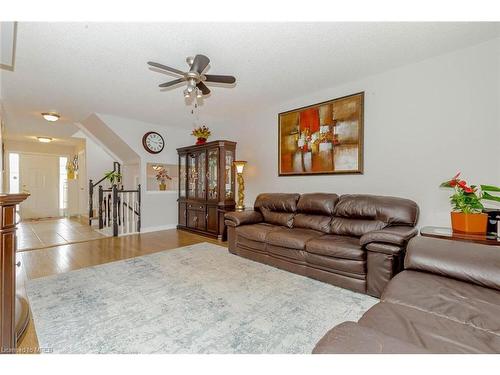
xmin=187 ymin=203 xmax=205 ymax=211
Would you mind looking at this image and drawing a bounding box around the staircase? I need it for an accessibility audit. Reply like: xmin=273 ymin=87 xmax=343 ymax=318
xmin=88 ymin=162 xmax=141 ymax=236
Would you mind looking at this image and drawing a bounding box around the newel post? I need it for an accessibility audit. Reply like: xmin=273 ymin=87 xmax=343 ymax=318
xmin=98 ymin=185 xmax=104 ymax=229
xmin=88 ymin=179 xmax=94 ymax=225
xmin=137 ymin=184 xmax=141 ymax=233
xmin=112 ymin=185 xmax=118 ymax=236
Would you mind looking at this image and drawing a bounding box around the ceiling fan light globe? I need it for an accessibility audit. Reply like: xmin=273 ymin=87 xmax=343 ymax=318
xmin=183 ymin=89 xmax=190 ymax=98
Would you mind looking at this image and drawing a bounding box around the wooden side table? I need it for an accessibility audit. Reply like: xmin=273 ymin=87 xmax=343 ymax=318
xmin=420 ymin=226 xmax=500 ymax=246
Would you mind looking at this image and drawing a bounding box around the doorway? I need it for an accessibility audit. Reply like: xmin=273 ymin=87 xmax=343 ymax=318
xmin=15 ymin=153 xmax=60 ymax=219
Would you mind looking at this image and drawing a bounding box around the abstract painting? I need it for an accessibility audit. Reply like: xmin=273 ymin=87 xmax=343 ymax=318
xmin=278 ymin=92 xmax=364 ymax=176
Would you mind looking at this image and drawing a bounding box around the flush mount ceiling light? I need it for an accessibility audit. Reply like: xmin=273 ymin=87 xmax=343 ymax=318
xmin=37 ymin=137 xmax=53 ymax=143
xmin=41 ymin=112 xmax=60 ymax=122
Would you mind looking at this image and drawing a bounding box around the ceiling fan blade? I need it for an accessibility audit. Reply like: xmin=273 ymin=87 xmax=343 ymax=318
xmin=190 ymin=54 xmax=210 ymax=74
xmin=197 ymin=82 xmax=211 ymax=95
xmin=147 ymin=61 xmax=185 ymax=76
xmin=204 ymin=74 xmax=236 ymax=84
xmin=159 ymin=78 xmax=186 ymax=88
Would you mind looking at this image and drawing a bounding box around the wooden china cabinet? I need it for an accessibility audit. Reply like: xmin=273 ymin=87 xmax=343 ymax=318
xmin=1 ymin=193 xmax=30 ymax=354
xmin=177 ymin=140 xmax=236 ymax=240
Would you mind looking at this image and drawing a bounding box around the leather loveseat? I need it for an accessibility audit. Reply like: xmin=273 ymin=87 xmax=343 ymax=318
xmin=313 ymin=237 xmax=500 ymax=353
xmin=224 ymin=193 xmax=419 ymax=297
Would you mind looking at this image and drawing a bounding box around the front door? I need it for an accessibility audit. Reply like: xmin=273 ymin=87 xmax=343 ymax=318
xmin=19 ymin=153 xmax=60 ymax=219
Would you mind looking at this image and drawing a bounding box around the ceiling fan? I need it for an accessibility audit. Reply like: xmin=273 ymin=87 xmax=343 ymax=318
xmin=147 ymin=54 xmax=236 ymax=98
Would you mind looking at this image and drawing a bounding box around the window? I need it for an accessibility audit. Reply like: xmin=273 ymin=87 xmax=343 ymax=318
xmin=59 ymin=157 xmax=68 ymax=210
xmin=8 ymin=153 xmax=19 ymax=194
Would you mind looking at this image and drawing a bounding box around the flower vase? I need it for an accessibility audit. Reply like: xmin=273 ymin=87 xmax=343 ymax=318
xmin=196 ymin=137 xmax=207 ymax=145
xmin=159 ymin=183 xmax=167 ymax=191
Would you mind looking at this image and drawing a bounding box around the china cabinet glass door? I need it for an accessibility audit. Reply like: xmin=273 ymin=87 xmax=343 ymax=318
xmin=196 ymin=150 xmax=206 ymax=200
xmin=207 ymin=148 xmax=219 ymax=201
xmin=187 ymin=153 xmax=197 ymax=199
xmin=179 ymin=154 xmax=187 ymax=198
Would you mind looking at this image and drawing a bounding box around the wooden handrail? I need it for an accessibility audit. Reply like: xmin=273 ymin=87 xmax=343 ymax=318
xmin=88 ymin=162 xmax=121 ymax=225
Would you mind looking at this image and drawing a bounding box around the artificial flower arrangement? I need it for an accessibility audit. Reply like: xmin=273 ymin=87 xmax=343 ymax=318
xmin=191 ymin=125 xmax=211 ymax=145
xmin=440 ymin=172 xmax=500 ymax=234
xmin=156 ymin=167 xmax=172 ymax=190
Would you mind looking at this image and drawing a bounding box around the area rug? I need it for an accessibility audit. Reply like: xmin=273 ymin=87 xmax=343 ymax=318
xmin=26 ymin=243 xmax=377 ymax=353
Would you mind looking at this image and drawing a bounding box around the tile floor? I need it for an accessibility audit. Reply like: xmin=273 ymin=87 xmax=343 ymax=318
xmin=17 ymin=217 xmax=109 ymax=251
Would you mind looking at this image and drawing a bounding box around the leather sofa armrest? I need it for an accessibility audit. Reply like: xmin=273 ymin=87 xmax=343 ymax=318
xmin=312 ymin=322 xmax=429 ymax=354
xmin=224 ymin=210 xmax=263 ymax=227
xmin=405 ymin=237 xmax=500 ymax=291
xmin=360 ymin=226 xmax=418 ymax=249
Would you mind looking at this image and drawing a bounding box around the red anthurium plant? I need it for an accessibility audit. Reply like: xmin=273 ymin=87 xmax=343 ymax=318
xmin=440 ymin=172 xmax=500 ymax=213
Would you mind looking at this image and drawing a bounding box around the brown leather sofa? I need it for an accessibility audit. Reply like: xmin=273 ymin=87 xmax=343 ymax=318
xmin=313 ymin=236 xmax=500 ymax=353
xmin=225 ymin=193 xmax=419 ymax=297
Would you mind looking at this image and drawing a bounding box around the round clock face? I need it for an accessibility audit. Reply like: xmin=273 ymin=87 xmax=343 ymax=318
xmin=142 ymin=132 xmax=165 ymax=154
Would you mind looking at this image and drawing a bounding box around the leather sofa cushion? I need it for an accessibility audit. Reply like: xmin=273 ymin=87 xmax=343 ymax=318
xmin=330 ymin=217 xmax=386 ymax=237
xmin=313 ymin=322 xmax=429 ymax=354
xmin=267 ymin=245 xmax=306 ymax=262
xmin=334 ymin=194 xmax=419 ymax=226
xmin=254 ymin=193 xmax=300 ymax=213
xmin=293 ymin=213 xmax=331 ymax=232
xmin=237 ymin=236 xmax=267 ymax=252
xmin=266 ymin=227 xmax=324 ymax=250
xmin=261 ymin=208 xmax=294 ymax=228
xmin=305 ymin=253 xmax=366 ymax=277
xmin=382 ymin=270 xmax=500 ymax=335
xmin=359 ymin=302 xmax=500 ymax=353
xmin=236 ymin=223 xmax=279 ymax=243
xmin=306 ymin=235 xmax=365 ymax=261
xmin=297 ymin=193 xmax=339 ymax=215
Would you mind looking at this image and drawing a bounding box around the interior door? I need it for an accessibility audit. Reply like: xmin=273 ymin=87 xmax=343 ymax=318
xmin=19 ymin=154 xmax=60 ymax=219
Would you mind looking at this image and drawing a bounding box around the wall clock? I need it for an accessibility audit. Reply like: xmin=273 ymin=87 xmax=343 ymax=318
xmin=142 ymin=131 xmax=165 ymax=154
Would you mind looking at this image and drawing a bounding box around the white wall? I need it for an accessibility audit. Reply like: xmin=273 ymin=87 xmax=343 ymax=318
xmin=73 ymin=131 xmax=117 ymax=184
xmin=4 ymin=139 xmax=77 ymax=156
xmin=224 ymin=38 xmax=500 ymax=227
xmin=98 ymin=113 xmax=192 ymax=230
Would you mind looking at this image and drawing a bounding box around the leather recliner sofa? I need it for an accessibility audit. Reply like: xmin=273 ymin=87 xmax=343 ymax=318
xmin=313 ymin=237 xmax=500 ymax=353
xmin=224 ymin=193 xmax=419 ymax=297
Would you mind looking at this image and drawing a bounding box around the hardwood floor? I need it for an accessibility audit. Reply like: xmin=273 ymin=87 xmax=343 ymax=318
xmin=17 ymin=217 xmax=109 ymax=252
xmin=16 ymin=229 xmax=225 ymax=353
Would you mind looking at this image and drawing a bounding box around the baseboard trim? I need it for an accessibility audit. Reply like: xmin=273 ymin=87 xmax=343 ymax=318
xmin=140 ymin=224 xmax=177 ymax=234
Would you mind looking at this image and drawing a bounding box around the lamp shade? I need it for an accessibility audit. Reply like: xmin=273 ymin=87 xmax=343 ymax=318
xmin=233 ymin=160 xmax=247 ymax=174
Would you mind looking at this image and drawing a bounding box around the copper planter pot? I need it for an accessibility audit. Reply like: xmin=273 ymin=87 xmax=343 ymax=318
xmin=451 ymin=212 xmax=488 ymax=234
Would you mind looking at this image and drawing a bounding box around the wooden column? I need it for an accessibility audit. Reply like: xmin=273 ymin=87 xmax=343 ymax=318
xmin=0 ymin=193 xmax=29 ymax=354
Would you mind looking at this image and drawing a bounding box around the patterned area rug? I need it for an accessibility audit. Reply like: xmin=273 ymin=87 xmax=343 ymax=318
xmin=26 ymin=243 xmax=377 ymax=353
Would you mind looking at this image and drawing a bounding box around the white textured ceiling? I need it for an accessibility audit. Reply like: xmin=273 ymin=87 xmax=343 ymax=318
xmin=1 ymin=22 xmax=500 ymax=140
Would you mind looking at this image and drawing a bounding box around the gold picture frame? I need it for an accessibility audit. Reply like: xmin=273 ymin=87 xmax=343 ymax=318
xmin=278 ymin=92 xmax=364 ymax=176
